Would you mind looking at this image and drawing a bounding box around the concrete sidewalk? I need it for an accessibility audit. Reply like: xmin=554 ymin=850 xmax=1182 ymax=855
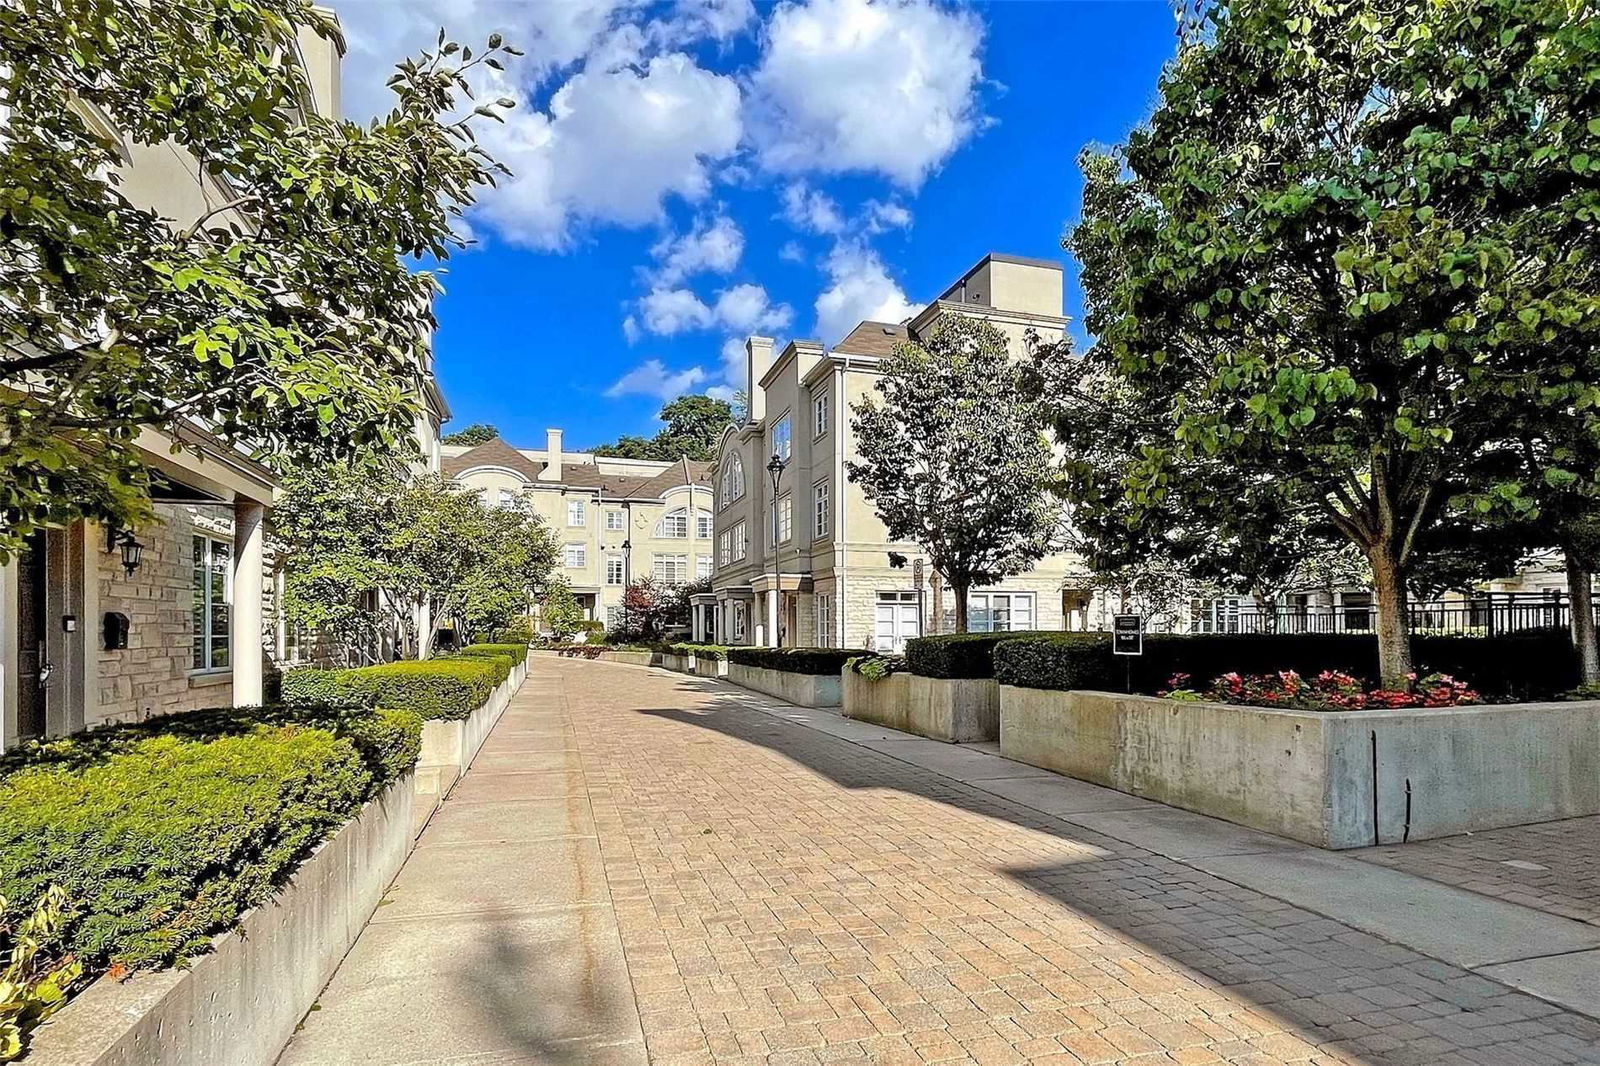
xmin=276 ymin=673 xmax=647 ymax=1066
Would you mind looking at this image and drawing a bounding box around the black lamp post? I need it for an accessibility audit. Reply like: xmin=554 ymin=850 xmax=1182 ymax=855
xmin=766 ymin=452 xmax=785 ymax=647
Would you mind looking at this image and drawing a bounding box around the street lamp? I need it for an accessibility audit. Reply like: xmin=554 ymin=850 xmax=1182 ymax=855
xmin=766 ymin=451 xmax=785 ymax=647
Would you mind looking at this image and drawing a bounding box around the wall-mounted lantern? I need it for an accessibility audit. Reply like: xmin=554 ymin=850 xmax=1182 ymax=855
xmin=105 ymin=527 xmax=145 ymax=578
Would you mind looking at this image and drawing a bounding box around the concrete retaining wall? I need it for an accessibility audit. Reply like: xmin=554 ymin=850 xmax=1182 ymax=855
xmin=531 ymin=648 xmax=655 ymax=667
xmin=692 ymin=657 xmax=728 ymax=679
xmin=727 ymin=663 xmax=842 ymax=707
xmin=843 ymin=672 xmax=999 ymax=742
xmin=415 ymin=662 xmax=523 ymax=820
xmin=26 ymin=770 xmax=416 ymax=1066
xmin=654 ymin=653 xmax=729 ymax=679
xmin=999 ymin=688 xmax=1600 ymax=848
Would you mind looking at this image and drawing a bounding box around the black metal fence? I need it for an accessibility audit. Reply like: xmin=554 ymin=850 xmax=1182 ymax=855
xmin=1184 ymin=592 xmax=1587 ymax=638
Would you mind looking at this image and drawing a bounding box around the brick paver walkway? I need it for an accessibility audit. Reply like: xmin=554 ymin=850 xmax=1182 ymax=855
xmin=549 ymin=659 xmax=1600 ymax=1065
xmin=1354 ymin=817 xmax=1600 ymax=926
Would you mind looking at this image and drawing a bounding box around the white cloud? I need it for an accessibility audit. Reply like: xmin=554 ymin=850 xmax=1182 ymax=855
xmin=748 ymin=0 xmax=985 ymax=187
xmin=650 ymin=213 xmax=745 ymax=284
xmin=714 ymin=283 xmax=793 ymax=332
xmin=638 ymin=287 xmax=715 ymax=334
xmin=471 ymin=53 xmax=743 ymax=248
xmin=605 ymin=358 xmax=708 ymax=400
xmin=780 ymin=182 xmax=846 ymax=235
xmin=666 ymin=0 xmax=757 ymax=42
xmin=865 ymin=199 xmax=913 ymax=233
xmin=779 ymin=240 xmax=807 ymax=263
xmin=814 ymin=243 xmax=921 ymax=345
xmin=635 ymin=282 xmax=790 ymax=336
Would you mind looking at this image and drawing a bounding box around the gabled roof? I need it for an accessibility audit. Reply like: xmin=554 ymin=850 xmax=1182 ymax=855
xmin=833 ymin=320 xmax=910 ymax=357
xmin=440 ymin=437 xmax=547 ymax=482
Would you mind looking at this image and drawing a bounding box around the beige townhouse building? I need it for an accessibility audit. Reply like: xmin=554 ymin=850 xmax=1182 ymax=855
xmin=443 ymin=431 xmax=713 ymax=631
xmin=701 ymin=253 xmax=1100 ymax=652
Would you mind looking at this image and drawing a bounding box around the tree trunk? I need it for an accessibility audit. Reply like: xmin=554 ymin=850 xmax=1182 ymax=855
xmin=953 ymin=582 xmax=969 ymax=633
xmin=1565 ymin=550 xmax=1600 ymax=686
xmin=1252 ymin=590 xmax=1277 ymax=633
xmin=1368 ymin=543 xmax=1414 ymax=688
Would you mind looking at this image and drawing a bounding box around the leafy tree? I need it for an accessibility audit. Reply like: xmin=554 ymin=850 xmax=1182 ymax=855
xmin=592 ymin=395 xmax=732 ymax=461
xmin=1066 ymin=0 xmax=1600 ymax=684
xmin=619 ymin=577 xmax=681 ymax=641
xmin=442 ymin=423 xmax=499 ymax=446
xmin=848 ymin=318 xmax=1063 ymax=631
xmin=539 ymin=580 xmax=585 ymax=642
xmin=0 ymin=1 xmax=518 ymax=558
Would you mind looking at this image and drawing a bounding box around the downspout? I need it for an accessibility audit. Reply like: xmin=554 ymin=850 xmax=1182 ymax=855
xmin=835 ymin=358 xmax=848 ymax=649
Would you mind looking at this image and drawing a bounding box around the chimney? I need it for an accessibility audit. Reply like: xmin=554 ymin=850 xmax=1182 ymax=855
xmin=540 ymin=428 xmax=563 ymax=482
xmin=745 ymin=336 xmax=774 ymax=423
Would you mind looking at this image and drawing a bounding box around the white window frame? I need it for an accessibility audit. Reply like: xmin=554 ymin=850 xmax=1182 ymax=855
xmin=718 ymin=530 xmax=731 ymax=568
xmin=696 ymin=510 xmax=713 ymax=539
xmin=817 ymin=593 xmax=832 ymax=648
xmin=732 ymin=522 xmax=747 ymax=561
xmin=563 ymin=543 xmax=587 ymax=569
xmin=732 ymin=602 xmax=747 ymax=642
xmin=813 ymin=479 xmax=830 ymax=540
xmin=1189 ymin=596 xmax=1245 ymax=634
xmin=656 ymin=508 xmax=689 ymax=538
xmin=775 ymin=494 xmax=792 ymax=544
xmin=720 ymin=454 xmax=745 ymax=507
xmin=605 ymin=555 xmax=625 ymax=585
xmin=771 ymin=414 xmax=792 ymax=462
xmin=969 ymin=591 xmax=1036 ymax=634
xmin=813 ymin=393 xmax=829 ymax=438
xmin=606 ymin=510 xmax=624 ymax=531
xmin=192 ymin=534 xmax=232 ymax=672
xmin=696 ymin=555 xmax=712 ymax=581
xmin=653 ymin=553 xmax=688 ymax=585
xmin=567 ymin=499 xmax=587 ymax=527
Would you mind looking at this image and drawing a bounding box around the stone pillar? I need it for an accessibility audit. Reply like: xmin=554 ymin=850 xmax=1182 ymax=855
xmin=232 ymin=500 xmax=265 ymax=706
xmin=766 ymin=588 xmax=780 ymax=648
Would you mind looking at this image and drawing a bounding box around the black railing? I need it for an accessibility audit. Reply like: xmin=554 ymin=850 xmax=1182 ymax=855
xmin=1183 ymin=593 xmax=1589 ymax=638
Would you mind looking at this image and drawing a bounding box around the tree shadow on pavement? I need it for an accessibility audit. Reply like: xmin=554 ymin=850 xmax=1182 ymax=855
xmin=634 ymin=692 xmax=1600 ymax=1066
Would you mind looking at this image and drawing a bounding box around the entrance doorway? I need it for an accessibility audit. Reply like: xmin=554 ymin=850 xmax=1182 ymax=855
xmin=17 ymin=532 xmax=48 ymax=740
xmin=874 ymin=590 xmax=920 ymax=653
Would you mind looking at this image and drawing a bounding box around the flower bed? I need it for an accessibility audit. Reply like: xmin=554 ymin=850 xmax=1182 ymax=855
xmin=1162 ymin=670 xmax=1480 ymax=710
xmin=0 ymin=707 xmax=421 ymax=1058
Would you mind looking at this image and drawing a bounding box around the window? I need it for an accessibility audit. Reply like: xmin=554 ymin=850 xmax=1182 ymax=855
xmin=814 ymin=393 xmax=829 ymax=437
xmin=732 ymin=602 xmax=747 ymax=642
xmin=696 ymin=510 xmax=713 ymax=539
xmin=192 ymin=535 xmax=231 ymax=671
xmin=970 ymin=592 xmax=1035 ymax=633
xmin=1188 ymin=596 xmax=1244 ymax=634
xmin=563 ymin=543 xmax=586 ymax=569
xmin=653 ymin=554 xmax=688 ymax=585
xmin=874 ymin=591 xmax=920 ymax=653
xmin=696 ymin=555 xmax=712 ymax=581
xmin=606 ymin=510 xmax=624 ymax=531
xmin=498 ymin=489 xmax=519 ymax=510
xmin=775 ymin=494 xmax=792 ymax=544
xmin=813 ymin=479 xmax=830 ymax=539
xmin=567 ymin=499 xmax=587 ymax=527
xmin=606 ymin=605 xmax=623 ymax=630
xmin=720 ymin=454 xmax=745 ymax=506
xmin=732 ymin=522 xmax=747 ymax=561
xmin=771 ymin=415 xmax=792 ymax=462
xmin=656 ymin=508 xmax=689 ymax=538
xmin=817 ymin=594 xmax=832 ymax=648
xmin=718 ymin=530 xmax=731 ymax=568
xmin=606 ymin=555 xmax=625 ymax=585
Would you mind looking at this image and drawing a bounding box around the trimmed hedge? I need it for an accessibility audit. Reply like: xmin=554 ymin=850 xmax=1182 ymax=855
xmin=460 ymin=642 xmax=528 ymax=667
xmin=668 ymin=642 xmax=730 ymax=661
xmin=904 ymin=630 xmax=1059 ymax=679
xmin=487 ymin=623 xmax=535 ymax=645
xmin=0 ymin=706 xmax=421 ymax=978
xmin=727 ymin=647 xmax=870 ymax=675
xmin=280 ymin=658 xmax=502 ymax=720
xmin=991 ymin=628 xmax=1579 ymax=702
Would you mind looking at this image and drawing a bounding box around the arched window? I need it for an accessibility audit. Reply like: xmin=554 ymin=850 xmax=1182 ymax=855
xmin=719 ymin=454 xmax=745 ymax=507
xmin=655 ymin=507 xmax=689 ymax=538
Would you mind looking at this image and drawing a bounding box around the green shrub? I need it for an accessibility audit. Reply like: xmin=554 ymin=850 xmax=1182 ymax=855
xmin=904 ymin=630 xmax=1060 ymax=679
xmin=727 ymin=647 xmax=870 ymax=675
xmin=1 ymin=884 xmax=81 ymax=1061
xmin=461 ymin=642 xmax=528 ymax=667
xmin=280 ymin=659 xmax=502 ymax=720
xmin=443 ymin=651 xmax=513 ymax=684
xmin=991 ymin=629 xmax=1577 ymax=702
xmin=0 ymin=706 xmax=421 ymax=980
xmin=487 ymin=622 xmax=534 ymax=645
xmin=845 ymin=654 xmax=905 ymax=681
xmin=668 ymin=643 xmax=729 ymax=660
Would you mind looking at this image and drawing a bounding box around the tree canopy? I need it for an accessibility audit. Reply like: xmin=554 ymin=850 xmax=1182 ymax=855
xmin=442 ymin=423 xmax=499 ymax=446
xmin=1064 ymin=0 xmax=1600 ymax=684
xmin=848 ymin=317 xmax=1063 ymax=631
xmin=592 ymin=394 xmax=732 ymax=461
xmin=0 ymin=0 xmax=517 ymax=558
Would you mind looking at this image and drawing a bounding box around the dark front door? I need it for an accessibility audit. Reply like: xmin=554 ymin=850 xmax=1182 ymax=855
xmin=17 ymin=531 xmax=48 ymax=739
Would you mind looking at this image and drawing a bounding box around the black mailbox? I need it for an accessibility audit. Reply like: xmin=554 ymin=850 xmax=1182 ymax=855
xmin=103 ymin=611 xmax=130 ymax=650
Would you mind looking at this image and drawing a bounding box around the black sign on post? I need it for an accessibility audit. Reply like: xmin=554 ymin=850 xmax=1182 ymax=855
xmin=1112 ymin=614 xmax=1143 ymax=656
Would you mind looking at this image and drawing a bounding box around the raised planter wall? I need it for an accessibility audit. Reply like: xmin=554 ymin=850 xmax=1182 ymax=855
xmin=26 ymin=769 xmax=416 ymax=1066
xmin=999 ymin=687 xmax=1600 ymax=848
xmin=415 ymin=661 xmax=523 ymax=816
xmin=727 ymin=663 xmax=842 ymax=707
xmin=693 ymin=657 xmax=729 ymax=679
xmin=653 ymin=653 xmax=729 ymax=679
xmin=531 ymin=648 xmax=655 ymax=667
xmin=843 ymin=672 xmax=1000 ymax=742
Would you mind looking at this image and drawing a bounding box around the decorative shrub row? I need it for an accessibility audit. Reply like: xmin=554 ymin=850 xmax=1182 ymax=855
xmin=903 ymin=630 xmax=1058 ymax=679
xmin=991 ymin=629 xmax=1577 ymax=702
xmin=487 ymin=623 xmax=534 ymax=645
xmin=0 ymin=706 xmax=421 ymax=982
xmin=668 ymin=643 xmax=729 ymax=660
xmin=459 ymin=642 xmax=529 ymax=667
xmin=727 ymin=647 xmax=870 ymax=675
xmin=280 ymin=658 xmax=503 ymax=720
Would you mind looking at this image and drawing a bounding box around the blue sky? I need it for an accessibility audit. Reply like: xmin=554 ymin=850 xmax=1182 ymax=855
xmin=334 ymin=1 xmax=1177 ymax=450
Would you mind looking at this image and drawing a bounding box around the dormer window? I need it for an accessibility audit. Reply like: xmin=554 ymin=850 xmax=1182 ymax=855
xmin=720 ymin=454 xmax=745 ymax=507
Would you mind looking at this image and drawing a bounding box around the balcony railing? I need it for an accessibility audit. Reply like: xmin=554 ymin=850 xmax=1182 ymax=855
xmin=1181 ymin=592 xmax=1586 ymax=637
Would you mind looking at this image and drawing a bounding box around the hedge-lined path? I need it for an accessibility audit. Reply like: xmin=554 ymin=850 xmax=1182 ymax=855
xmin=284 ymin=658 xmax=1600 ymax=1065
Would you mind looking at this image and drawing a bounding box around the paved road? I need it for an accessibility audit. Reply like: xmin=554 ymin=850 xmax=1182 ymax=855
xmin=283 ymin=658 xmax=1600 ymax=1065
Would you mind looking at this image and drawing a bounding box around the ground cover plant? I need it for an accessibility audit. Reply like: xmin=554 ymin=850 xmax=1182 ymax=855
xmin=1160 ymin=670 xmax=1479 ymax=710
